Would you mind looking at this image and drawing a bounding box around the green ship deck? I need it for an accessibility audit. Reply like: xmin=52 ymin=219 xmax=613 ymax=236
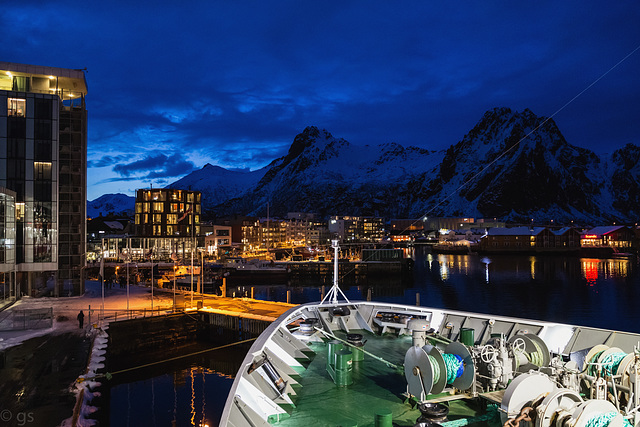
xmin=220 ymin=300 xmax=640 ymax=427
xmin=274 ymin=329 xmax=495 ymax=427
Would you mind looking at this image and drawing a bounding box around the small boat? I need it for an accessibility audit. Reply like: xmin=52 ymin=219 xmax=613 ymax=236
xmin=220 ymin=241 xmax=640 ymax=427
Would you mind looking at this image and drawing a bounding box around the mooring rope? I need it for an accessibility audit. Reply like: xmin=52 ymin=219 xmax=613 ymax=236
xmin=79 ymin=337 xmax=258 ymax=381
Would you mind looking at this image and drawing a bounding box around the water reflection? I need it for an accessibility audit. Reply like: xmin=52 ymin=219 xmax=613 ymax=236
xmin=412 ymin=249 xmax=639 ymax=333
xmin=581 ymin=258 xmax=631 ymax=286
xmin=111 ymin=366 xmax=229 ymax=427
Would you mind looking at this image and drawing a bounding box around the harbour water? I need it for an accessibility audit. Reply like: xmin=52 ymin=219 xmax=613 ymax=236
xmin=108 ymin=248 xmax=640 ymax=426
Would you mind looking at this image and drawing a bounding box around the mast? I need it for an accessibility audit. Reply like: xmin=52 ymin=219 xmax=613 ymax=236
xmin=320 ymin=239 xmax=350 ymax=305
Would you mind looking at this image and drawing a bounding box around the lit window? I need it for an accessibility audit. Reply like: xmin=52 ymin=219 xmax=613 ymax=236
xmin=153 ymin=202 xmax=164 ymax=213
xmin=8 ymin=98 xmax=26 ymax=117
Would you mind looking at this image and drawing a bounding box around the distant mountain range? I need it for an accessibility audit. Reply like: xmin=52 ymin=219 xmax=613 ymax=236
xmin=87 ymin=193 xmax=135 ymax=218
xmin=88 ymin=107 xmax=640 ymax=224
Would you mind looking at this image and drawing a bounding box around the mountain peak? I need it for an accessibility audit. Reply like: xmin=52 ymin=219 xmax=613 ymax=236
xmin=286 ymin=126 xmax=334 ymax=159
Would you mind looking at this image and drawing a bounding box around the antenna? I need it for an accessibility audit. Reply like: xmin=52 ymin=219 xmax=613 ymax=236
xmin=320 ymin=239 xmax=350 ymax=305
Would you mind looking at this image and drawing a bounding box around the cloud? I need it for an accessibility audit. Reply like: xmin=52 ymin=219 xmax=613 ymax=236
xmin=113 ymin=152 xmax=196 ymax=179
xmin=88 ymin=155 xmax=130 ymax=168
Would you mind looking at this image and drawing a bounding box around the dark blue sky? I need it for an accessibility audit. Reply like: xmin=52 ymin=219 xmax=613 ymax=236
xmin=4 ymin=1 xmax=640 ymax=200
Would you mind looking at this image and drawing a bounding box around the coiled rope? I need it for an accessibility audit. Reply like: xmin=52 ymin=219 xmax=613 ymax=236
xmin=426 ymin=353 xmax=463 ymax=385
xmin=442 ymin=353 xmax=464 ymax=384
xmin=525 ymin=340 xmax=545 ymax=367
xmin=585 ymin=411 xmax=632 ymax=427
xmin=600 ymin=352 xmax=626 ymax=376
xmin=588 ymin=350 xmax=606 ymax=376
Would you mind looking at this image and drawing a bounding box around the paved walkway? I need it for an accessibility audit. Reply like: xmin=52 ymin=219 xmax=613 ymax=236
xmin=1 ymin=280 xmax=295 ymax=350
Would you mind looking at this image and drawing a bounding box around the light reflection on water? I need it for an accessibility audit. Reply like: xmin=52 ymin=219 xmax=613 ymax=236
xmin=110 ymin=366 xmax=231 ymax=427
xmin=109 ymin=248 xmax=640 ymax=426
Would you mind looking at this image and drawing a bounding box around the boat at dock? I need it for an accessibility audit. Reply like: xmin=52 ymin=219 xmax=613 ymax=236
xmin=219 ymin=241 xmax=640 ymax=427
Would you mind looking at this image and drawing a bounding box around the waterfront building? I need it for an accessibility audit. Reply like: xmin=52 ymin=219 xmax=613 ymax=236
xmin=551 ymin=227 xmax=581 ymax=250
xmin=203 ymin=225 xmax=232 ymax=257
xmin=480 ymin=226 xmax=553 ymax=252
xmin=0 ymin=187 xmax=16 ymax=302
xmin=306 ymin=219 xmax=331 ymax=247
xmin=329 ymin=216 xmax=385 ymax=243
xmin=422 ymin=217 xmax=475 ymax=232
xmin=224 ymin=216 xmax=260 ymax=254
xmin=581 ymin=226 xmax=634 ymax=249
xmin=0 ymin=62 xmax=87 ymax=296
xmin=134 ymin=188 xmax=201 ymax=237
xmin=389 ymin=219 xmax=423 ymax=242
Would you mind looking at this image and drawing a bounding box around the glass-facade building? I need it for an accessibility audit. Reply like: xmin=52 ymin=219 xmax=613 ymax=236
xmin=134 ymin=188 xmax=201 ymax=237
xmin=0 ymin=62 xmax=87 ymax=297
xmin=0 ymin=187 xmax=16 ymax=304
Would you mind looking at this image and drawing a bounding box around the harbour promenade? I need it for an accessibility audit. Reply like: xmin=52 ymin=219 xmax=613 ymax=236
xmin=0 ymin=281 xmax=295 ymax=427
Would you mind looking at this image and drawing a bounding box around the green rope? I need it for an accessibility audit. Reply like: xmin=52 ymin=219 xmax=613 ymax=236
xmin=526 ymin=340 xmax=544 ymax=366
xmin=442 ymin=353 xmax=463 ymax=384
xmin=588 ymin=350 xmax=606 ymax=376
xmin=585 ymin=411 xmax=633 ymax=427
xmin=601 ymin=352 xmax=626 ymax=376
xmin=427 ymin=355 xmax=442 ymax=384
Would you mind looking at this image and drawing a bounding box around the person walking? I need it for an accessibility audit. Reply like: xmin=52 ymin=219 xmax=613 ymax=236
xmin=77 ymin=310 xmax=85 ymax=329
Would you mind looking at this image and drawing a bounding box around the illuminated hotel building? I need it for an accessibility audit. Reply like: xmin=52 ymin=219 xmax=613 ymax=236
xmin=0 ymin=62 xmax=88 ymax=297
xmin=134 ymin=188 xmax=201 ymax=237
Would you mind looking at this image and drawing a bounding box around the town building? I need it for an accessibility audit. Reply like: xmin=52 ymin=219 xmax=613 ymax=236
xmin=581 ymin=226 xmax=634 ymax=249
xmin=551 ymin=227 xmax=581 ymax=250
xmin=0 ymin=187 xmax=16 ymax=303
xmin=422 ymin=217 xmax=475 ymax=232
xmin=134 ymin=188 xmax=201 ymax=237
xmin=0 ymin=62 xmax=87 ymax=296
xmin=203 ymin=225 xmax=233 ymax=257
xmin=480 ymin=226 xmax=553 ymax=252
xmin=389 ymin=219 xmax=423 ymax=242
xmin=329 ymin=216 xmax=385 ymax=243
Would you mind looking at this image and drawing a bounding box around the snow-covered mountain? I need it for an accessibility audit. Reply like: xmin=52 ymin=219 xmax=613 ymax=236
xmin=91 ymin=108 xmax=640 ymax=224
xmin=168 ymin=163 xmax=266 ymax=207
xmin=87 ymin=193 xmax=135 ymax=218
xmin=209 ymin=108 xmax=640 ymax=223
xmin=212 ymin=126 xmax=443 ymax=218
xmin=406 ymin=107 xmax=614 ymax=222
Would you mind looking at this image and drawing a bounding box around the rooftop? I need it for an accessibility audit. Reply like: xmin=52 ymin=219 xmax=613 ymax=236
xmin=0 ymin=61 xmax=88 ymax=100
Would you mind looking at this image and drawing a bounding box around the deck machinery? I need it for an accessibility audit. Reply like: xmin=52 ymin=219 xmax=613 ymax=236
xmin=404 ymin=316 xmax=640 ymax=427
xmin=220 ymin=298 xmax=640 ymax=427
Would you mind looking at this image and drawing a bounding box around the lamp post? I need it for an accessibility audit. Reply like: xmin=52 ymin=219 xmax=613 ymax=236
xmin=150 ymin=245 xmax=154 ymax=311
xmin=171 ymin=250 xmax=177 ymax=311
xmin=100 ymin=238 xmax=105 ymax=319
xmin=190 ymin=206 xmax=194 ymax=307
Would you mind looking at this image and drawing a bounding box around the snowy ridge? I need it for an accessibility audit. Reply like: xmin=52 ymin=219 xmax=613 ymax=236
xmin=87 ymin=193 xmax=135 ymax=218
xmin=169 ymin=163 xmax=267 ymax=207
xmin=95 ymin=108 xmax=640 ymax=223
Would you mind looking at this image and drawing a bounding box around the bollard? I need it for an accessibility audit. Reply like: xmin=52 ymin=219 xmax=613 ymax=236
xmin=416 ymin=292 xmax=420 ymax=306
xmin=287 ymin=290 xmax=291 ymax=304
xmin=321 ymin=285 xmax=325 ymax=300
xmin=367 ymin=288 xmax=372 ymax=301
xmin=251 ymin=287 xmax=254 ymax=299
